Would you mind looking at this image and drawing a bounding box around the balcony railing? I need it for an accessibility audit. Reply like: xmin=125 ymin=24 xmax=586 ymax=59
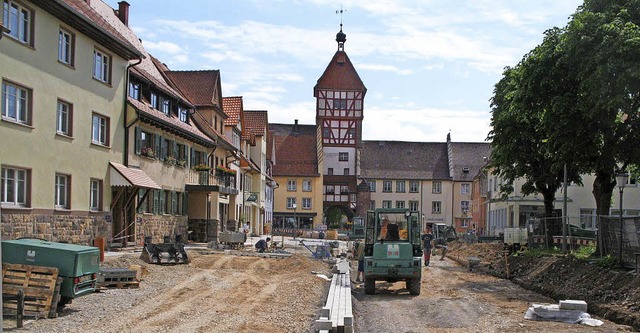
xmin=186 ymin=170 xmax=237 ymax=188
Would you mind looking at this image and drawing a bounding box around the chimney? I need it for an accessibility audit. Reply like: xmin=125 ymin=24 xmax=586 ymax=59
xmin=117 ymin=1 xmax=130 ymax=26
xmin=294 ymin=119 xmax=298 ymax=133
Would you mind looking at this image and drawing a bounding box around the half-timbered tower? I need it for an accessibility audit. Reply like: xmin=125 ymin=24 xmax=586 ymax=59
xmin=314 ymin=25 xmax=367 ymax=219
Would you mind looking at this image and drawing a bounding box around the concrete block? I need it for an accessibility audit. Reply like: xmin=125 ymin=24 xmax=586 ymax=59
xmin=559 ymin=300 xmax=588 ymax=312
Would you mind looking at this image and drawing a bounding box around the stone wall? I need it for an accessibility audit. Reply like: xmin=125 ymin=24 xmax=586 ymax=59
xmin=1 ymin=212 xmax=111 ymax=245
xmin=136 ymin=214 xmax=188 ymax=244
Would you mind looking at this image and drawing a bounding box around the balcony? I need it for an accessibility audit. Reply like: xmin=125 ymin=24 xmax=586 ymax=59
xmin=185 ymin=169 xmax=239 ymax=195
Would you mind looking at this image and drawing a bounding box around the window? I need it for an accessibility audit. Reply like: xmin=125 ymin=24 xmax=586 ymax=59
xmin=178 ymin=107 xmax=188 ymax=123
xmin=327 ymin=168 xmax=333 ymax=175
xmin=340 ymin=185 xmax=349 ymax=194
xmin=409 ymin=181 xmax=419 ymax=193
xmin=302 ymin=198 xmax=311 ymax=210
xmin=325 ymin=185 xmax=335 ymax=194
xmin=461 ymin=183 xmax=471 ymax=195
xmin=338 ymin=152 xmax=348 ymax=161
xmin=150 ymin=93 xmax=159 ymax=110
xmin=432 ymin=201 xmax=441 ymax=214
xmin=383 ymin=181 xmax=392 ymax=192
xmin=129 ymin=82 xmax=140 ymax=100
xmin=91 ymin=113 xmax=109 ymax=146
xmin=55 ymin=173 xmax=70 ymax=209
xmin=343 ymin=168 xmax=349 ymax=175
xmin=287 ymin=179 xmax=297 ymax=191
xmin=323 ymin=127 xmax=330 ymax=138
xmin=302 ymin=180 xmax=312 ymax=192
xmin=92 ymin=49 xmax=111 ymax=83
xmin=162 ymin=99 xmax=170 ymax=115
xmin=56 ymin=99 xmax=72 ymax=136
xmin=3 ymin=0 xmax=32 ymax=44
xmin=58 ymin=28 xmax=74 ymax=65
xmin=333 ymin=99 xmax=347 ymax=109
xmin=90 ymin=179 xmax=102 ymax=211
xmin=461 ymin=200 xmax=470 ymax=213
xmin=409 ymin=200 xmax=419 ymax=211
xmin=1 ymin=166 xmax=28 ymax=206
xmin=580 ymin=208 xmax=596 ymax=229
xmin=368 ymin=180 xmax=376 ymax=192
xmin=286 ymin=197 xmax=297 ymax=209
xmin=396 ymin=200 xmax=405 ymax=209
xmin=370 ymin=200 xmax=376 ymax=210
xmin=2 ymin=80 xmax=31 ymax=124
xmin=396 ymin=181 xmax=406 ymax=193
xmin=432 ymin=181 xmax=442 ymax=194
xmin=382 ymin=200 xmax=392 ymax=209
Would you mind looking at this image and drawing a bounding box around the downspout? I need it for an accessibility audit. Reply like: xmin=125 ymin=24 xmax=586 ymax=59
xmin=123 ymin=57 xmax=143 ymax=166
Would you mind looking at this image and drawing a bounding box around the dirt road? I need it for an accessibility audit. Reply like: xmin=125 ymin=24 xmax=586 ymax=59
xmin=352 ymin=258 xmax=634 ymax=333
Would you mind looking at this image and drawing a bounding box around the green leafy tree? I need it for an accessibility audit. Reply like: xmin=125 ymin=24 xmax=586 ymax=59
xmin=489 ymin=28 xmax=582 ymax=239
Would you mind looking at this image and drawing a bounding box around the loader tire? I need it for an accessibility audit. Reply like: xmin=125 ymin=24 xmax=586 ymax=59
xmin=407 ymin=278 xmax=421 ymax=296
xmin=364 ymin=278 xmax=375 ymax=295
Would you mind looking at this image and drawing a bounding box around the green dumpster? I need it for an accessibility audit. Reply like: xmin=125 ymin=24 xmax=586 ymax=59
xmin=2 ymin=239 xmax=100 ymax=305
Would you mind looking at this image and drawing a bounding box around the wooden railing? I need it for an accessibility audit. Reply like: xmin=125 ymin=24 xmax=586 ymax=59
xmin=185 ymin=170 xmax=237 ymax=189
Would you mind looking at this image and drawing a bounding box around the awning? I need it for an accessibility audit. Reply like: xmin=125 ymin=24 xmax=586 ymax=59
xmin=109 ymin=162 xmax=160 ymax=189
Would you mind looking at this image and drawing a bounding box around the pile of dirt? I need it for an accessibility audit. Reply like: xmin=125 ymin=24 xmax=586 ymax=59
xmin=448 ymin=241 xmax=640 ymax=331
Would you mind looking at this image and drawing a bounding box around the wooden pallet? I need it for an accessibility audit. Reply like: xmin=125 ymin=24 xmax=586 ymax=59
xmin=2 ymin=263 xmax=59 ymax=318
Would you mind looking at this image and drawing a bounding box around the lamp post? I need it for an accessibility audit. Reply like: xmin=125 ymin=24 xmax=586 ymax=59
xmin=615 ymin=172 xmax=628 ymax=265
xmin=293 ymin=202 xmax=297 ymax=240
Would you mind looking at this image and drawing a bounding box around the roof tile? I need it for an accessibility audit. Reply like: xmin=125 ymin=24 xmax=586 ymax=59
xmin=270 ymin=123 xmax=319 ymax=176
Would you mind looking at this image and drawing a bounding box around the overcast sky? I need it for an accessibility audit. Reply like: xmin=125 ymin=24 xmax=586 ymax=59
xmin=107 ymin=0 xmax=583 ymax=142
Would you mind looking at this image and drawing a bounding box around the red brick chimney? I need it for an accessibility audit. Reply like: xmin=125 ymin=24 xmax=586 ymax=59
xmin=117 ymin=1 xmax=130 ymax=26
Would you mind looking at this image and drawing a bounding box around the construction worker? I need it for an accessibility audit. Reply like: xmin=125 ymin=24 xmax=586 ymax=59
xmin=354 ymin=241 xmax=365 ymax=282
xmin=255 ymin=237 xmax=270 ymax=253
xmin=421 ymin=228 xmax=434 ymax=266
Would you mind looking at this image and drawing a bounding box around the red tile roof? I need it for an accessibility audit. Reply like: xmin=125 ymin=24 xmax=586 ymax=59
xmin=314 ymin=51 xmax=367 ymax=95
xmin=222 ymin=96 xmax=243 ymax=126
xmin=109 ymin=162 xmax=160 ymax=189
xmin=243 ymin=111 xmax=268 ymax=140
xmin=164 ymin=70 xmax=222 ymax=108
xmin=270 ymin=123 xmax=319 ymax=176
xmin=127 ymin=97 xmax=214 ymax=147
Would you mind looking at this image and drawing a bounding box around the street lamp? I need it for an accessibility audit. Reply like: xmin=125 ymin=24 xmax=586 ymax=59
xmin=615 ymin=172 xmax=629 ymax=265
xmin=292 ymin=202 xmax=297 ymax=240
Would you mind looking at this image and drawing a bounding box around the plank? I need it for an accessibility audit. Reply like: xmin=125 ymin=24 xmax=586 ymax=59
xmin=2 ymin=263 xmax=59 ymax=318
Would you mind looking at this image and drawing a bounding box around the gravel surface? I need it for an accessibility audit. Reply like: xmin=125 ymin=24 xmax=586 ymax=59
xmin=3 ymin=249 xmax=333 ymax=333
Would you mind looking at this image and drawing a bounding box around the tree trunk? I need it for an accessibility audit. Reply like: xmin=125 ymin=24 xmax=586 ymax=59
xmin=542 ymin=189 xmax=559 ymax=247
xmin=593 ymin=170 xmax=615 ymax=256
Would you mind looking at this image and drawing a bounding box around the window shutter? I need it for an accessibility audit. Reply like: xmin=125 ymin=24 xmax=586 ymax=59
xmin=182 ymin=192 xmax=188 ymax=215
xmin=172 ymin=141 xmax=178 ymax=158
xmin=160 ymin=137 xmax=166 ymax=161
xmin=158 ymin=190 xmax=165 ymax=214
xmin=190 ymin=147 xmax=195 ymax=167
xmin=134 ymin=127 xmax=141 ymax=155
xmin=137 ymin=189 xmax=143 ymax=214
xmin=171 ymin=191 xmax=177 ymax=214
xmin=154 ymin=135 xmax=161 ymax=160
xmin=153 ymin=190 xmax=159 ymax=214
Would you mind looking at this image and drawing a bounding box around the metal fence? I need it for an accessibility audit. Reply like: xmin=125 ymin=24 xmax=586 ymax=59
xmin=528 ymin=215 xmax=640 ymax=266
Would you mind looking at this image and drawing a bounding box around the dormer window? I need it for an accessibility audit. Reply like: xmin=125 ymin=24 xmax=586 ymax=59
xmin=462 ymin=167 xmax=470 ymax=173
xmin=162 ymin=99 xmax=170 ymax=115
xmin=178 ymin=107 xmax=188 ymax=123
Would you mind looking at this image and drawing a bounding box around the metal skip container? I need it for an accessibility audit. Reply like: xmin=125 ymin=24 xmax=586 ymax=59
xmin=2 ymin=239 xmax=100 ymax=305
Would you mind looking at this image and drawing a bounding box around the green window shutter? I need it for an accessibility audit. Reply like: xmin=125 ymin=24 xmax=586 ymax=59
xmin=190 ymin=147 xmax=195 ymax=167
xmin=171 ymin=191 xmax=177 ymax=214
xmin=137 ymin=189 xmax=143 ymax=214
xmin=172 ymin=141 xmax=178 ymax=158
xmin=182 ymin=192 xmax=188 ymax=215
xmin=134 ymin=127 xmax=141 ymax=155
xmin=158 ymin=190 xmax=165 ymax=214
xmin=154 ymin=135 xmax=161 ymax=160
xmin=153 ymin=190 xmax=159 ymax=215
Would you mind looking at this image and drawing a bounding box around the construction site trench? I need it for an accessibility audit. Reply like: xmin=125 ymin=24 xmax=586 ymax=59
xmin=2 ymin=240 xmax=638 ymax=333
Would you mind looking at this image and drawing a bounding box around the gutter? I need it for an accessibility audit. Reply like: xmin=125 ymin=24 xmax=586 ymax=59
xmin=123 ymin=57 xmax=144 ymax=166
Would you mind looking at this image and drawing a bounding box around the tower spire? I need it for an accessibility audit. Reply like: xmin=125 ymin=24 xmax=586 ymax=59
xmin=335 ymin=7 xmax=347 ymax=51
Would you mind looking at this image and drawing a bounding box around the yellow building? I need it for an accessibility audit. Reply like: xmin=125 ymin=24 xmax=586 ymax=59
xmin=0 ymin=0 xmax=141 ymax=242
xmin=271 ymin=122 xmax=324 ymax=231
